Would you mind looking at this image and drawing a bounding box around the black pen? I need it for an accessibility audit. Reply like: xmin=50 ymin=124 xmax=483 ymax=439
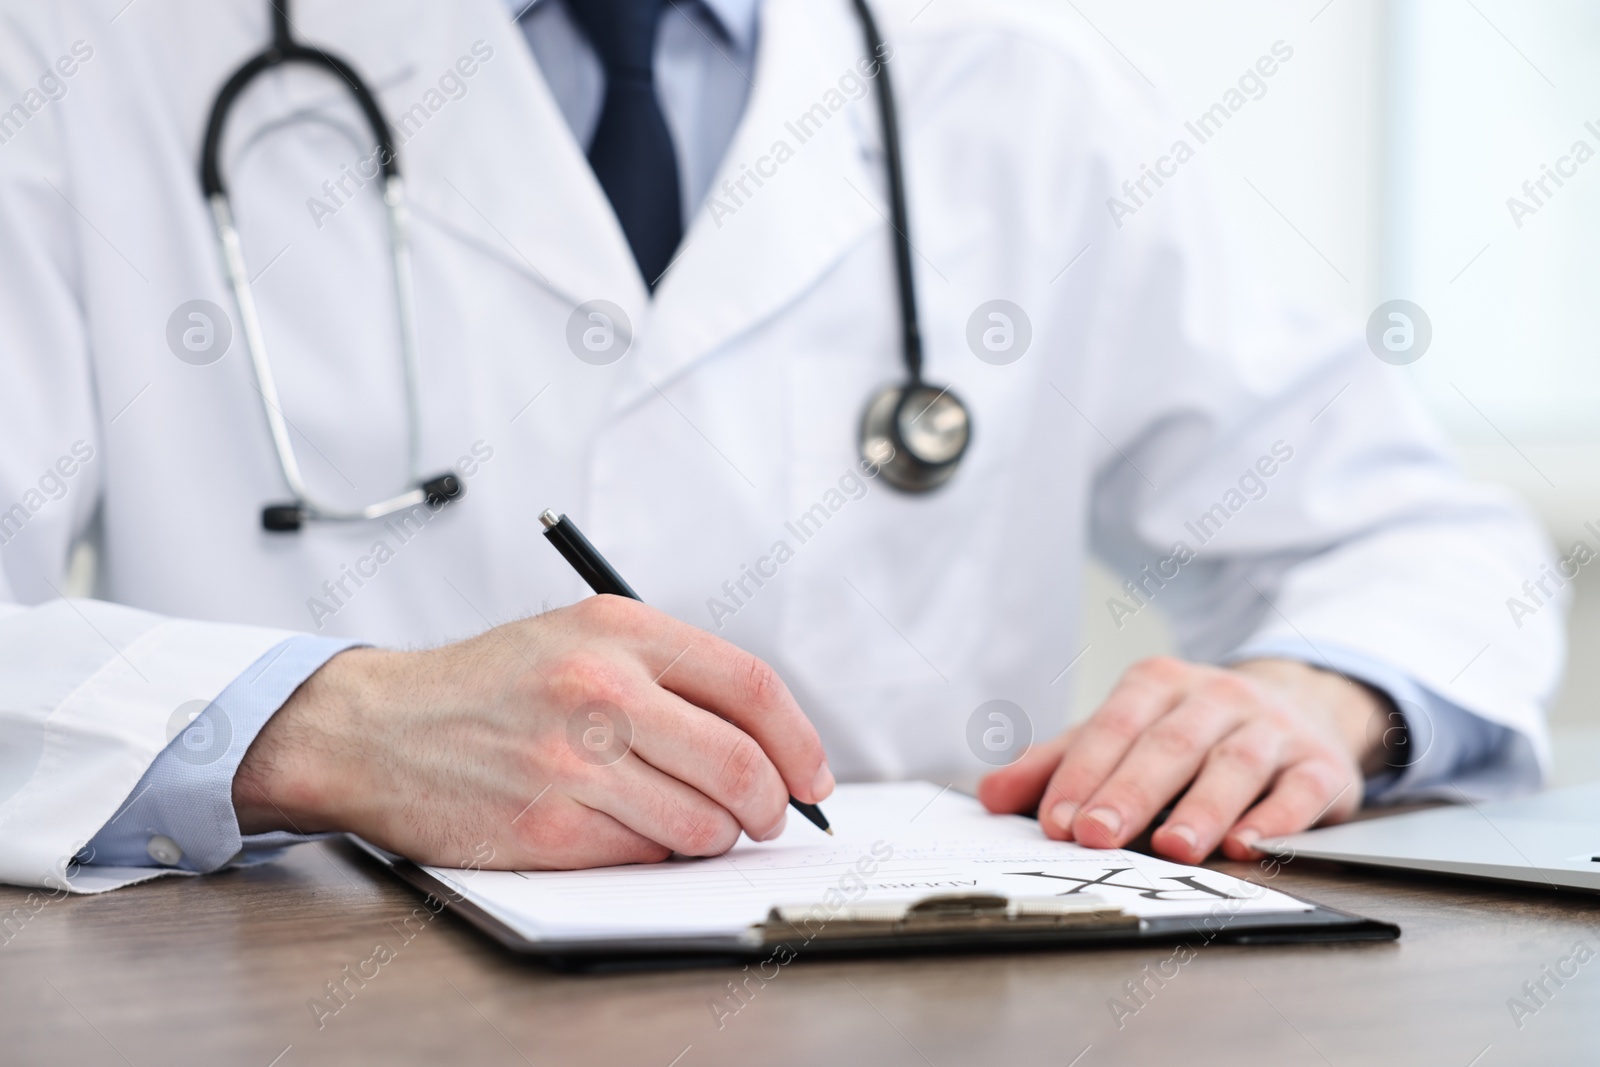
xmin=539 ymin=509 xmax=833 ymax=836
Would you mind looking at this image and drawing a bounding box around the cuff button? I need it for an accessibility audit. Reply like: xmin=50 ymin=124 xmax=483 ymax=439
xmin=146 ymin=835 xmax=184 ymax=867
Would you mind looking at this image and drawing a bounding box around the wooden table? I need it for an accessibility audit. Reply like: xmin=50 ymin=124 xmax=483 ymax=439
xmin=5 ymin=837 xmax=1600 ymax=1067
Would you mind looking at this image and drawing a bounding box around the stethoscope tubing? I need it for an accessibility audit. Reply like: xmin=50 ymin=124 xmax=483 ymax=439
xmin=849 ymin=0 xmax=923 ymax=388
xmin=202 ymin=3 xmax=441 ymax=525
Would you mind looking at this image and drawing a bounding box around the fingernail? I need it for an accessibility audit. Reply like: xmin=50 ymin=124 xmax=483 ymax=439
xmin=1163 ymin=823 xmax=1198 ymax=854
xmin=1234 ymin=828 xmax=1261 ymax=851
xmin=1049 ymin=802 xmax=1077 ymax=831
xmin=1083 ymin=807 xmax=1123 ymax=839
xmin=810 ymin=762 xmax=835 ymax=801
xmin=757 ymin=811 xmax=788 ymax=842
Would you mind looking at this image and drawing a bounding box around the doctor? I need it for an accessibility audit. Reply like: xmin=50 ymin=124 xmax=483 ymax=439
xmin=0 ymin=0 xmax=1562 ymax=892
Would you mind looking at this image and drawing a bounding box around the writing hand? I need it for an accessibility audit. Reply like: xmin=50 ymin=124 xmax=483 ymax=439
xmin=233 ymin=596 xmax=834 ymax=868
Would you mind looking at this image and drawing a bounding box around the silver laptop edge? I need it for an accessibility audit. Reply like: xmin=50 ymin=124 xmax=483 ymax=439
xmin=1264 ymin=781 xmax=1600 ymax=894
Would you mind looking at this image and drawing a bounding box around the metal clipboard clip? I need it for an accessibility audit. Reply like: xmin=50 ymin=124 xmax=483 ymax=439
xmin=758 ymin=892 xmax=1139 ymax=947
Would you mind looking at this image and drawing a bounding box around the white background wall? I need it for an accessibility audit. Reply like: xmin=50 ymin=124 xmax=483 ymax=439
xmin=1058 ymin=1 xmax=1600 ymax=758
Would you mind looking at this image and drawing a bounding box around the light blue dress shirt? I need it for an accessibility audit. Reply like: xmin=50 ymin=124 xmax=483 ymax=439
xmin=83 ymin=0 xmax=1522 ymax=874
xmin=84 ymin=635 xmax=357 ymax=871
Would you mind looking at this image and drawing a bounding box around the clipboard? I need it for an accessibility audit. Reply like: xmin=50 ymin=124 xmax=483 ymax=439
xmin=346 ymin=781 xmax=1399 ymax=969
xmin=354 ymin=842 xmax=1398 ymax=970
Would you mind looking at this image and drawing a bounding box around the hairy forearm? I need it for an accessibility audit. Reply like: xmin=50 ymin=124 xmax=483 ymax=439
xmin=232 ymin=648 xmax=396 ymax=836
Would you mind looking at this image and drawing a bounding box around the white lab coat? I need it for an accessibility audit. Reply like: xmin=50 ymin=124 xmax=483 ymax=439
xmin=0 ymin=0 xmax=1562 ymax=892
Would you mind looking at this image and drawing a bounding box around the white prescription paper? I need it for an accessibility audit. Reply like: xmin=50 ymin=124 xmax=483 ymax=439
xmin=422 ymin=782 xmax=1311 ymax=944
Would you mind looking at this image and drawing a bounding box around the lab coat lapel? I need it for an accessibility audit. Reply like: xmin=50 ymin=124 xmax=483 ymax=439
xmin=611 ymin=0 xmax=883 ymax=412
xmin=380 ymin=0 xmax=648 ymax=315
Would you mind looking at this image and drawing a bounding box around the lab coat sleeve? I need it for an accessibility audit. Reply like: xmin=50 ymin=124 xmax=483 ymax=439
xmin=0 ymin=603 xmax=300 ymax=893
xmin=0 ymin=13 xmax=299 ymax=893
xmin=81 ymin=635 xmax=359 ymax=878
xmin=1075 ymin=76 xmax=1562 ymax=797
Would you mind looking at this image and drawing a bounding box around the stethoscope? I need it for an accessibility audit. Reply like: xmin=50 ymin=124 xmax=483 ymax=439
xmin=202 ymin=0 xmax=970 ymax=530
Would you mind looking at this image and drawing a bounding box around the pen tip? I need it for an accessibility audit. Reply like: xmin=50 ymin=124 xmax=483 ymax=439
xmin=825 ymin=827 xmax=834 ymax=836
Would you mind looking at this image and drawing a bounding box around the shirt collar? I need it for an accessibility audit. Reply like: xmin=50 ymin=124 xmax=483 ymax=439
xmin=506 ymin=0 xmax=760 ymax=54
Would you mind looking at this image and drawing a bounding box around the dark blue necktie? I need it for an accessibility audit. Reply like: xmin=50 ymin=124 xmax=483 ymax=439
xmin=565 ymin=0 xmax=683 ymax=288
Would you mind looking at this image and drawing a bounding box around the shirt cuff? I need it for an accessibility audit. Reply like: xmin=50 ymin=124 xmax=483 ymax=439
xmin=82 ymin=635 xmax=359 ymax=873
xmin=1224 ymin=638 xmax=1524 ymax=804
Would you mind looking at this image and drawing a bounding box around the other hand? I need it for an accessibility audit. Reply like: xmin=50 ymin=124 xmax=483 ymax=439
xmin=977 ymin=656 xmax=1399 ymax=863
xmin=232 ymin=596 xmax=834 ymax=869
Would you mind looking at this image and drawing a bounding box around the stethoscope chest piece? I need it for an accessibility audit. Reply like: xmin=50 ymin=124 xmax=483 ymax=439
xmin=860 ymin=381 xmax=971 ymax=493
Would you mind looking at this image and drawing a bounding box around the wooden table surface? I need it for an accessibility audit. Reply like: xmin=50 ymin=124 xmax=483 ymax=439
xmin=5 ymin=836 xmax=1600 ymax=1067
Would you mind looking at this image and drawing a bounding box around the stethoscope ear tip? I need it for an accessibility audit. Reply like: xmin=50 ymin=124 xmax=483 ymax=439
xmin=261 ymin=504 xmax=305 ymax=533
xmin=422 ymin=472 xmax=465 ymax=507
